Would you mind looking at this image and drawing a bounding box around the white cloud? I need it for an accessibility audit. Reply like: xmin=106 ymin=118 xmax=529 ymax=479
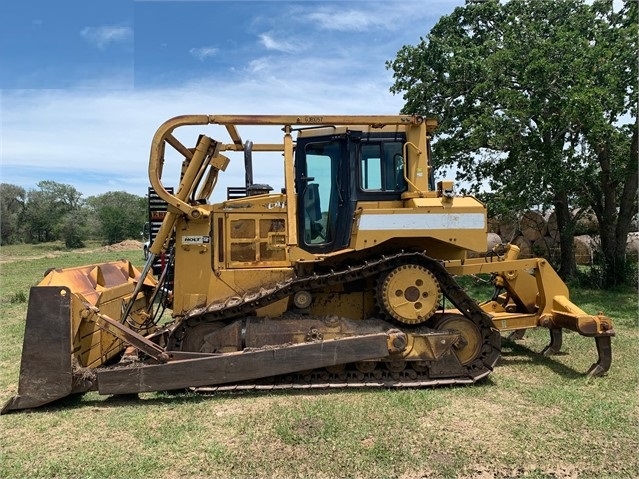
xmin=189 ymin=46 xmax=218 ymax=61
xmin=0 ymin=73 xmax=406 ymax=200
xmin=304 ymin=9 xmax=391 ymax=32
xmin=297 ymin=2 xmax=459 ymax=34
xmin=259 ymin=33 xmax=297 ymax=53
xmin=247 ymin=57 xmax=271 ymax=73
xmin=3 ymin=0 xmax=457 ymax=199
xmin=80 ymin=26 xmax=133 ymax=49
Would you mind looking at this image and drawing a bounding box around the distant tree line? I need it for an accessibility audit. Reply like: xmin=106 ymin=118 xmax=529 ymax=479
xmin=0 ymin=181 xmax=146 ymax=248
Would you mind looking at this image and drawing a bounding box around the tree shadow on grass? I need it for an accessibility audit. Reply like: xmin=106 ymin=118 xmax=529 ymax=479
xmin=9 ymin=389 xmax=210 ymax=414
xmin=498 ymin=336 xmax=587 ymax=380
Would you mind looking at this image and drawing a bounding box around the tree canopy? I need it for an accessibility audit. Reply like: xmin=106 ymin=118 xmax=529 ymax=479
xmin=20 ymin=181 xmax=84 ymax=244
xmin=86 ymin=191 xmax=147 ymax=245
xmin=387 ymin=0 xmax=637 ymax=285
xmin=0 ymin=182 xmax=146 ymax=248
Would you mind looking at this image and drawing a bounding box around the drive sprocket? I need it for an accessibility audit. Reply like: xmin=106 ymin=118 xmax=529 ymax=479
xmin=377 ymin=264 xmax=441 ymax=325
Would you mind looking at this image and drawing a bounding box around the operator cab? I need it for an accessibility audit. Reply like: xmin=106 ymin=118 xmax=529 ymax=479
xmin=295 ymin=128 xmax=410 ymax=254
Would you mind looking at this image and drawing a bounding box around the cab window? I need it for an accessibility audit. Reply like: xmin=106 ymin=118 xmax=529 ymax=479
xmin=359 ymin=141 xmax=406 ymax=192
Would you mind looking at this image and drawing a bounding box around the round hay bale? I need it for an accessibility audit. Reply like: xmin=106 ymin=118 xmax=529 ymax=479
xmin=498 ymin=216 xmax=518 ymax=242
xmin=532 ymin=236 xmax=558 ymax=259
xmin=519 ymin=210 xmax=547 ymax=243
xmin=511 ymin=235 xmax=532 ymax=258
xmin=574 ymin=209 xmax=599 ymax=236
xmin=546 ymin=211 xmax=558 ymax=241
xmin=574 ymin=235 xmax=594 ymax=265
xmin=487 ymin=217 xmax=500 ymax=234
xmin=487 ymin=232 xmax=502 ymax=252
xmin=546 ymin=210 xmax=598 ymax=240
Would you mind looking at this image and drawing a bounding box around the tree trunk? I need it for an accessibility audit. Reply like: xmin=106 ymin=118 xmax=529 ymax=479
xmin=554 ymin=191 xmax=577 ymax=280
xmin=589 ymin=121 xmax=638 ymax=287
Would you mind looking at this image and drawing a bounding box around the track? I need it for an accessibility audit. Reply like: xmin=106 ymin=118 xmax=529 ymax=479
xmin=166 ymin=251 xmax=502 ymax=388
xmin=194 ymin=363 xmax=478 ymax=394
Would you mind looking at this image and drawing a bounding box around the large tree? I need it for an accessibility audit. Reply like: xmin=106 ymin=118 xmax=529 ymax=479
xmin=20 ymin=181 xmax=84 ymax=243
xmin=387 ymin=0 xmax=637 ymax=285
xmin=86 ymin=191 xmax=146 ymax=244
xmin=578 ymin=1 xmax=638 ymax=286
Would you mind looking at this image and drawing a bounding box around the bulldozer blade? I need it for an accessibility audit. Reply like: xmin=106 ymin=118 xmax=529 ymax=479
xmin=2 ymin=287 xmax=74 ymax=414
xmin=97 ymin=333 xmax=391 ymax=395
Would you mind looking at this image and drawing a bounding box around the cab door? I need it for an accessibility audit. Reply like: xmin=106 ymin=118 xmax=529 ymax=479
xmin=295 ymin=133 xmax=356 ymax=254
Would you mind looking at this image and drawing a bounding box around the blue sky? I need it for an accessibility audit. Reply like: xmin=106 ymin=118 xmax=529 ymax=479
xmin=0 ymin=0 xmax=465 ymax=200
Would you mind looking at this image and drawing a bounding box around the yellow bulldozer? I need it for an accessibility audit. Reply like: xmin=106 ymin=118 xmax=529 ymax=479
xmin=2 ymin=115 xmax=614 ymax=413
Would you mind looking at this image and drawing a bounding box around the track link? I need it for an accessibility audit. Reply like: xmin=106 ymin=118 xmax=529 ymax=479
xmin=194 ymin=365 xmax=477 ymax=394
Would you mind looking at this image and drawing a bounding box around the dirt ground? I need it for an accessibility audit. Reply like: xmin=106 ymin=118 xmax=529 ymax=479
xmin=0 ymin=240 xmax=144 ymax=264
xmin=101 ymin=239 xmax=144 ymax=252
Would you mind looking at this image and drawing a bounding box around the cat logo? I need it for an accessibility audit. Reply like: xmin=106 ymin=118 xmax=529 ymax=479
xmin=266 ymin=201 xmax=286 ymax=210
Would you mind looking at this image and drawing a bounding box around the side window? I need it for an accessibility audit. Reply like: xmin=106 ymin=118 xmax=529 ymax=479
xmin=385 ymin=142 xmax=406 ymax=192
xmin=303 ymin=142 xmax=339 ymax=245
xmin=360 ymin=144 xmax=382 ymax=190
xmin=359 ymin=141 xmax=406 ymax=193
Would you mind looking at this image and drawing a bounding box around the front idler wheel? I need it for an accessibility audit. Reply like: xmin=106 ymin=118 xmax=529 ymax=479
xmin=434 ymin=313 xmax=482 ymax=366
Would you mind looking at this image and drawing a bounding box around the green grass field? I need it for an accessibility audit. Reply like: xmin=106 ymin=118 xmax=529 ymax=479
xmin=0 ymin=242 xmax=637 ymax=478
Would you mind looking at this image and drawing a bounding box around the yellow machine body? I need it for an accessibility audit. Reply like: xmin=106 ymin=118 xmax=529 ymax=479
xmin=2 ymin=115 xmax=614 ymax=413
